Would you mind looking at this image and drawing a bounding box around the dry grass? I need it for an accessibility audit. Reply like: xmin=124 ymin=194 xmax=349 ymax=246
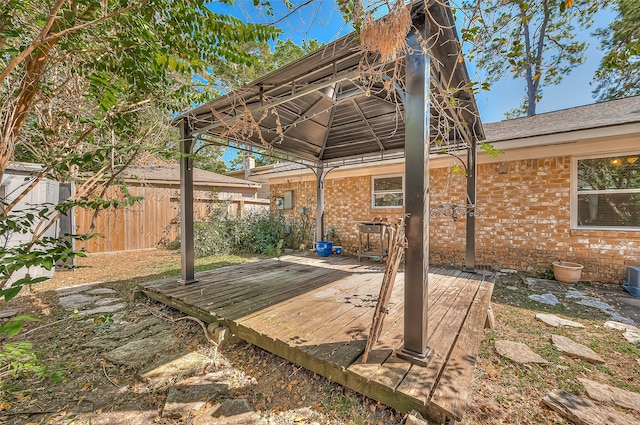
xmin=4 ymin=252 xmax=640 ymax=424
xmin=464 ymin=274 xmax=640 ymax=424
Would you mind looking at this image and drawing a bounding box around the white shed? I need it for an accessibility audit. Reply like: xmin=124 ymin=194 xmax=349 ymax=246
xmin=1 ymin=163 xmax=62 ymax=284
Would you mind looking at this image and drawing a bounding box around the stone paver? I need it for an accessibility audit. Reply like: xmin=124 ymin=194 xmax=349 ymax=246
xmin=525 ymin=278 xmax=570 ymax=294
xmin=551 ymin=334 xmax=604 ymax=364
xmin=604 ymin=321 xmax=638 ymax=332
xmin=579 ymin=378 xmax=640 ymax=413
xmin=535 ymin=313 xmax=585 ymax=328
xmin=529 ymin=293 xmax=560 ymax=306
xmin=86 ymin=288 xmax=118 ymax=295
xmin=610 ymin=314 xmax=636 ymax=325
xmin=212 ymin=399 xmax=252 ymax=418
xmin=142 ymin=351 xmax=215 ymax=388
xmin=55 ymin=282 xmax=102 ymax=296
xmin=162 ymin=383 xmax=227 ymax=419
xmin=623 ymin=330 xmax=640 ymax=344
xmin=77 ymin=303 xmax=127 ymax=316
xmin=543 ymin=390 xmax=640 ymax=425
xmin=565 ymin=289 xmax=587 ymax=299
xmin=58 ymin=293 xmax=96 ymax=310
xmin=405 ymin=410 xmax=429 ymax=425
xmin=577 ymin=297 xmax=614 ymax=311
xmin=495 ymin=340 xmax=548 ymax=364
xmin=94 ymin=297 xmax=121 ymax=306
xmin=105 ymin=330 xmax=180 ymax=366
xmin=83 ymin=317 xmax=170 ymax=350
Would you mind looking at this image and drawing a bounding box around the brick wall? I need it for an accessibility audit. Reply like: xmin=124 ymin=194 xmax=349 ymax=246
xmin=270 ymin=156 xmax=640 ymax=283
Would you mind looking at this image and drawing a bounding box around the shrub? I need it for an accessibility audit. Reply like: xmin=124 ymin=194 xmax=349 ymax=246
xmin=190 ymin=205 xmax=315 ymax=258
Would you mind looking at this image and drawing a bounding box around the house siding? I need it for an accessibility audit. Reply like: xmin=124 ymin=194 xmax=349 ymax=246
xmin=270 ymin=156 xmax=640 ymax=284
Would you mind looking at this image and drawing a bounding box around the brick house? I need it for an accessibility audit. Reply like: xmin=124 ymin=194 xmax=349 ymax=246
xmin=252 ymin=96 xmax=640 ymax=283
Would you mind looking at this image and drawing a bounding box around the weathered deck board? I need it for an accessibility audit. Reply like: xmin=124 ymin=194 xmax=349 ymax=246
xmin=139 ymin=254 xmax=493 ymax=424
xmin=431 ymin=279 xmax=494 ymax=421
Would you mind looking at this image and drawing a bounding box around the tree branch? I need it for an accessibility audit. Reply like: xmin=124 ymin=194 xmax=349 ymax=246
xmin=0 ymin=0 xmax=66 ymax=85
xmin=0 ymin=0 xmax=146 ymax=85
xmin=42 ymin=1 xmax=147 ymax=46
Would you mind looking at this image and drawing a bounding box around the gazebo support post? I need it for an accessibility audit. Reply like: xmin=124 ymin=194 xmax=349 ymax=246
xmin=396 ymin=22 xmax=432 ymax=366
xmin=464 ymin=137 xmax=477 ymax=272
xmin=315 ymin=165 xmax=325 ymax=243
xmin=179 ymin=119 xmax=197 ymax=284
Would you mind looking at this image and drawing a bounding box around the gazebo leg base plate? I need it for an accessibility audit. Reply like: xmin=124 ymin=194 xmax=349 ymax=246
xmin=178 ymin=278 xmax=199 ymax=285
xmin=395 ymin=346 xmax=434 ymax=367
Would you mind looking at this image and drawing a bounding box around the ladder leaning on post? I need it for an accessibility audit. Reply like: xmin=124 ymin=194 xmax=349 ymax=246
xmin=363 ymin=217 xmax=406 ymax=363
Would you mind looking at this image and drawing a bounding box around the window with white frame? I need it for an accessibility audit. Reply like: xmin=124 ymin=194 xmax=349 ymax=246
xmin=574 ymin=153 xmax=640 ymax=229
xmin=372 ymin=175 xmax=403 ymax=208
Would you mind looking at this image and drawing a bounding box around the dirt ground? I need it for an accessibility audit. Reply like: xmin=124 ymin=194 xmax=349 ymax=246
xmin=2 ymin=249 xmax=640 ymax=425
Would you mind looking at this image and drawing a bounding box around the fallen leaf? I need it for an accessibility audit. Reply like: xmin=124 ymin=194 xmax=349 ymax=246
xmin=0 ymin=401 xmax=11 ymax=410
xmin=81 ymin=382 xmax=91 ymax=391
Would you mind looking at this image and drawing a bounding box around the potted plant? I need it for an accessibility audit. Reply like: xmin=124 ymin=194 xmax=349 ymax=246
xmin=327 ymin=227 xmax=342 ymax=255
xmin=552 ymin=261 xmax=584 ymax=284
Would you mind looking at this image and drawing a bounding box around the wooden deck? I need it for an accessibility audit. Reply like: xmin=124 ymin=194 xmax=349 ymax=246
xmin=139 ymin=254 xmax=494 ymax=424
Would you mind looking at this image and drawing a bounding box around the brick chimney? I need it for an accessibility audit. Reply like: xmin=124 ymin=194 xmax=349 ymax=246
xmin=244 ymin=154 xmax=255 ymax=180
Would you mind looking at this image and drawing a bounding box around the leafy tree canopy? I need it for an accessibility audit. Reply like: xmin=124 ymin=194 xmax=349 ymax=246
xmin=0 ymin=0 xmax=281 ymax=182
xmin=0 ymin=0 xmax=282 ymax=299
xmin=592 ymin=0 xmax=640 ymax=101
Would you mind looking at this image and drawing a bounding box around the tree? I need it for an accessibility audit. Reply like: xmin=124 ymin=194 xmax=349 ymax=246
xmin=0 ymin=0 xmax=280 ymax=301
xmin=0 ymin=0 xmax=279 ymax=181
xmin=194 ymin=145 xmax=229 ymax=174
xmin=214 ymin=38 xmax=324 ymax=170
xmin=592 ymin=0 xmax=640 ymax=101
xmin=463 ymin=0 xmax=602 ymax=117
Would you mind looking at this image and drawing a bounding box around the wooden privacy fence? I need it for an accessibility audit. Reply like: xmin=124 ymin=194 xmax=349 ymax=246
xmin=75 ymin=185 xmax=268 ymax=253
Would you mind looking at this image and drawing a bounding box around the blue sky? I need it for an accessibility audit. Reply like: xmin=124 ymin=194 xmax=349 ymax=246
xmin=214 ymin=1 xmax=616 ymax=162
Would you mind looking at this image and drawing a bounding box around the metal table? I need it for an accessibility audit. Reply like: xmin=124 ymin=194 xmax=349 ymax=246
xmin=357 ymin=222 xmax=390 ymax=261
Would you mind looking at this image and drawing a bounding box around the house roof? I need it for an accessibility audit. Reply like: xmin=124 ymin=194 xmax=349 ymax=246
xmin=5 ymin=162 xmax=43 ymax=174
xmin=485 ymin=96 xmax=640 ymax=143
xmin=180 ymin=1 xmax=483 ymax=166
xmin=124 ymin=164 xmax=260 ymax=188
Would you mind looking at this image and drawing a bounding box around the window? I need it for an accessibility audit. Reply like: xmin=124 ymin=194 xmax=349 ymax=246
xmin=574 ymin=153 xmax=640 ymax=229
xmin=372 ymin=175 xmax=403 ymax=208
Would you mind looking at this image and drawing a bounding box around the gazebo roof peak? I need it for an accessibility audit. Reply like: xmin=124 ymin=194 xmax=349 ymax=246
xmin=180 ymin=1 xmax=484 ymax=166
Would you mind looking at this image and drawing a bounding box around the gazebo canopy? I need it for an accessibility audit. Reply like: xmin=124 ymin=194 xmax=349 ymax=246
xmin=181 ymin=1 xmax=484 ymax=165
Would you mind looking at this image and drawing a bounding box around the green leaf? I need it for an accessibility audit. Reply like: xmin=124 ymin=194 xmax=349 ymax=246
xmin=0 ymin=315 xmax=41 ymax=338
xmin=1 ymin=286 xmax=22 ymax=301
xmin=42 ymin=257 xmax=54 ymax=270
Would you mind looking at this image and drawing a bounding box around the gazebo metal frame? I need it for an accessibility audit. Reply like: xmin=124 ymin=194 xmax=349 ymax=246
xmin=176 ymin=0 xmax=484 ymax=365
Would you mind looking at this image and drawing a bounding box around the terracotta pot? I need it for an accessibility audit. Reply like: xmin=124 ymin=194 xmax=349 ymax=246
xmin=552 ymin=261 xmax=584 ymax=284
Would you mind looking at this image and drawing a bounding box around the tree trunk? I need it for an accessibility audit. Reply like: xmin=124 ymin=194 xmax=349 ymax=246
xmin=0 ymin=41 xmax=56 ymax=183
